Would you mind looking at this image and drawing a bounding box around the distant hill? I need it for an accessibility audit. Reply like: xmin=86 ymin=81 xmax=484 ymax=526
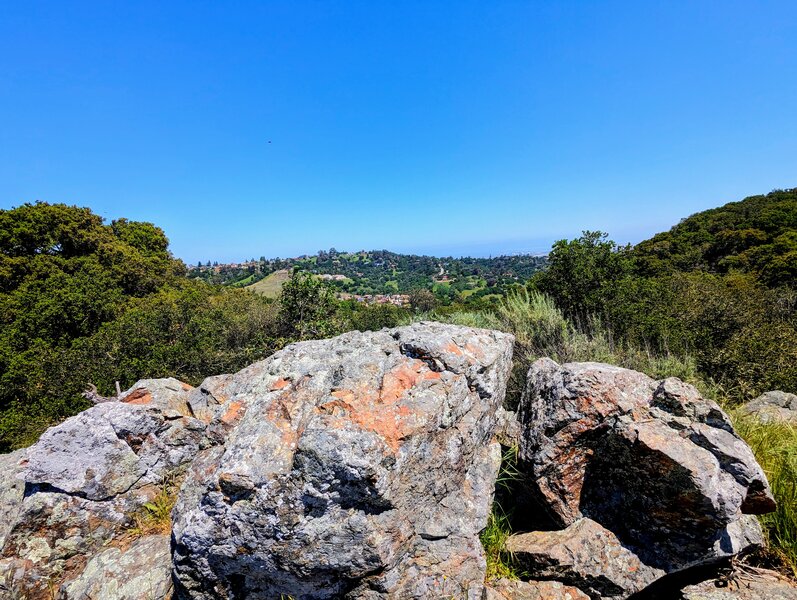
xmin=189 ymin=250 xmax=547 ymax=304
xmin=634 ymin=188 xmax=797 ymax=286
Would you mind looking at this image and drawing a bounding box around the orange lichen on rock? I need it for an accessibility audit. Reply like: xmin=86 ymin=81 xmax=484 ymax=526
xmin=270 ymin=377 xmax=291 ymax=391
xmin=221 ymin=401 xmax=245 ymax=425
xmin=319 ymin=398 xmax=354 ymax=417
xmin=444 ymin=342 xmax=464 ymax=356
xmin=464 ymin=343 xmax=486 ymax=360
xmin=378 ymin=359 xmax=426 ymax=404
xmin=315 ymin=358 xmax=437 ymax=452
xmin=121 ymin=389 xmax=153 ymax=405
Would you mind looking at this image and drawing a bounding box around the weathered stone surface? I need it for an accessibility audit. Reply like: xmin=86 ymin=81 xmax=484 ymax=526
xmin=0 ymin=448 xmax=26 ymax=550
xmin=1 ymin=401 xmax=208 ymax=599
xmin=24 ymin=402 xmax=206 ymax=500
xmin=187 ymin=373 xmax=236 ymax=423
xmin=172 ymin=323 xmax=514 ymax=600
xmin=504 ymin=518 xmax=665 ymax=599
xmin=60 ymin=534 xmax=173 ymax=600
xmin=740 ymin=390 xmax=797 ymax=423
xmin=517 ymin=359 xmax=774 ymax=575
xmin=494 ymin=407 xmax=522 ymax=447
xmin=486 ymin=578 xmax=590 ymax=600
xmin=119 ymin=376 xmax=194 ymax=416
xmin=681 ymin=568 xmax=797 ymax=599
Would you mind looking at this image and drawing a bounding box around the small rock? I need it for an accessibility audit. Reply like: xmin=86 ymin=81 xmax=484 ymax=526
xmin=494 ymin=407 xmax=522 ymax=447
xmin=740 ymin=390 xmax=797 ymax=423
xmin=487 ymin=578 xmax=590 ymax=600
xmin=119 ymin=376 xmax=194 ymax=415
xmin=504 ymin=518 xmax=665 ymax=598
xmin=681 ymin=567 xmax=797 ymax=599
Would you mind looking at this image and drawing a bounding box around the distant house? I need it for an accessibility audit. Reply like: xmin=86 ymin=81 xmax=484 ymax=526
xmin=346 ymin=294 xmax=410 ymax=307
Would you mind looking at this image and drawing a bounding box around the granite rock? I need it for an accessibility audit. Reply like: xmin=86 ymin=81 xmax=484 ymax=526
xmin=516 ymin=360 xmax=774 ymax=588
xmin=172 ymin=323 xmax=514 ymax=599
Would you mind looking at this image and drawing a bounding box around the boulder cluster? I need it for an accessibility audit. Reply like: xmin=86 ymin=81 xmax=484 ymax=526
xmin=0 ymin=323 xmax=790 ymax=599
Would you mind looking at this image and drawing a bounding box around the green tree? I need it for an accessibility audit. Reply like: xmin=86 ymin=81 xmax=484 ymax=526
xmin=531 ymin=231 xmax=632 ymax=321
xmin=409 ymin=288 xmax=436 ymax=312
xmin=278 ymin=272 xmax=342 ymax=340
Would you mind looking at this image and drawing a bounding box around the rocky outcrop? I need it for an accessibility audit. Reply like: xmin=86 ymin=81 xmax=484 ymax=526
xmin=680 ymin=568 xmax=797 ymax=599
xmin=740 ymin=390 xmax=797 ymax=423
xmin=0 ymin=328 xmax=784 ymax=600
xmin=172 ymin=323 xmax=514 ymax=599
xmin=512 ymin=359 xmax=775 ymax=598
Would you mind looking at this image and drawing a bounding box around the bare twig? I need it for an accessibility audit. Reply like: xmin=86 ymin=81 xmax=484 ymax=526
xmin=82 ymin=383 xmax=117 ymax=404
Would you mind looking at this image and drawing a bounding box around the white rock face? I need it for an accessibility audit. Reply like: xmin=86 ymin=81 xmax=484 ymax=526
xmin=61 ymin=534 xmax=173 ymax=600
xmin=0 ymin=449 xmax=26 ymax=550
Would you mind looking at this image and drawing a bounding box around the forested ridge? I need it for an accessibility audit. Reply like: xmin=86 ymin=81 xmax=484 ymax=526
xmin=189 ymin=248 xmax=547 ymax=304
xmin=635 ymin=188 xmax=797 ymax=285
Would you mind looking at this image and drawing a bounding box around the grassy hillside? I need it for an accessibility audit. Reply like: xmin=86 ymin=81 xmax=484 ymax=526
xmin=246 ymin=269 xmax=291 ymax=297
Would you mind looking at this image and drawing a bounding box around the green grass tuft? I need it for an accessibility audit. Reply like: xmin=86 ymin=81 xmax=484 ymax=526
xmin=731 ymin=412 xmax=797 ymax=576
xmin=480 ymin=503 xmax=518 ymax=582
xmin=481 ymin=446 xmax=523 ymax=582
xmin=129 ymin=481 xmax=179 ymax=536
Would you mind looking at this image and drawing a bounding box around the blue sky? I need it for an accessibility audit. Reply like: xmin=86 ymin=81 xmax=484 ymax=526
xmin=1 ymin=1 xmax=796 ymax=263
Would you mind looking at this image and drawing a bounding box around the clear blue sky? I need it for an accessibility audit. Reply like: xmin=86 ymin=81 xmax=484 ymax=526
xmin=1 ymin=1 xmax=796 ymax=263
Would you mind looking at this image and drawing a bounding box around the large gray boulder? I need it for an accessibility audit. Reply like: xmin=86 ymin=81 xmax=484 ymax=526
xmin=516 ymin=359 xmax=775 ymax=592
xmin=172 ymin=323 xmax=514 ymax=599
xmin=0 ymin=449 xmax=26 ymax=550
xmin=0 ymin=383 xmax=208 ymax=599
